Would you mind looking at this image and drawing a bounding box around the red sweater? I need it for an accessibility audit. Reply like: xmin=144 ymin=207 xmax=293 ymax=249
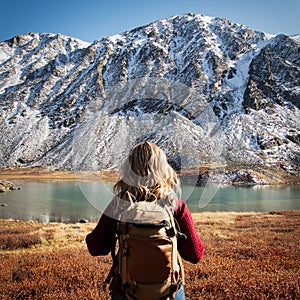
xmin=86 ymin=198 xmax=204 ymax=264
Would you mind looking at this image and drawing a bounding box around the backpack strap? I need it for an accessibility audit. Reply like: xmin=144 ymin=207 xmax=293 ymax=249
xmin=166 ymin=208 xmax=185 ymax=299
xmin=177 ymin=253 xmax=185 ymax=286
xmin=173 ymin=216 xmax=186 ymax=286
xmin=164 ymin=206 xmax=185 ymax=294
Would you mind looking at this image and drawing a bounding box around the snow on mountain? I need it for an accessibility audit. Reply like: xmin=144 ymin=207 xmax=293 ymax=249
xmin=0 ymin=13 xmax=299 ymax=183
xmin=291 ymin=34 xmax=300 ymax=44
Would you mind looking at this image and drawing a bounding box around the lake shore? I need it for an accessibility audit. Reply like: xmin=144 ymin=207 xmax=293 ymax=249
xmin=1 ymin=210 xmax=299 ymax=299
xmin=1 ymin=165 xmax=299 ymax=185
xmin=0 ymin=167 xmax=118 ymax=182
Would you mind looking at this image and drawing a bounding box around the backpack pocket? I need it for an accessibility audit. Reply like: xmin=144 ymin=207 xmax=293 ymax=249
xmin=125 ymin=235 xmax=173 ymax=283
xmin=126 ymin=278 xmax=173 ymax=300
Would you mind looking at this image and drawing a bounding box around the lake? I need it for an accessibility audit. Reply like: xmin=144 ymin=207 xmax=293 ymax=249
xmin=0 ymin=181 xmax=299 ymax=223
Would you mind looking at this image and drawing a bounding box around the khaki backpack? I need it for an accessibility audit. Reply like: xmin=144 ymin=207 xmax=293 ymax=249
xmin=106 ymin=200 xmax=185 ymax=300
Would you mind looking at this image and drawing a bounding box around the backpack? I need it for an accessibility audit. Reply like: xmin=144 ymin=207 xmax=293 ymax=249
xmin=106 ymin=200 xmax=185 ymax=300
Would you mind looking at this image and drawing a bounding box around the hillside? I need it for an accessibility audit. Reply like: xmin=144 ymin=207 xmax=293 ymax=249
xmin=0 ymin=13 xmax=299 ymax=184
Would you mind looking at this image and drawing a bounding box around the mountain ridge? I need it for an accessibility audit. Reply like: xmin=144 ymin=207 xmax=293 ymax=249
xmin=0 ymin=13 xmax=299 ymax=184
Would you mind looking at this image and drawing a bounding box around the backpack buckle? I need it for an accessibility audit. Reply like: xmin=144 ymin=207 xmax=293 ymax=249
xmin=165 ymin=226 xmax=176 ymax=237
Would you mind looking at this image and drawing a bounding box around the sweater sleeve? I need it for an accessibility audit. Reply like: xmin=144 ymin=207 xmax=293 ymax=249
xmin=86 ymin=212 xmax=117 ymax=256
xmin=174 ymin=199 xmax=204 ymax=264
xmin=86 ymin=196 xmax=126 ymax=256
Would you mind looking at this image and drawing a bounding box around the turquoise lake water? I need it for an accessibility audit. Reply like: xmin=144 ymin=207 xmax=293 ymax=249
xmin=0 ymin=181 xmax=299 ymax=223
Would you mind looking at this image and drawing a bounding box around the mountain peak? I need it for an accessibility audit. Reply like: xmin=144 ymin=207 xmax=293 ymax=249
xmin=0 ymin=14 xmax=299 ymax=183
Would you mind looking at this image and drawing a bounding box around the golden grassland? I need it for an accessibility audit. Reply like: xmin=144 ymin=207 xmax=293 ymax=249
xmin=0 ymin=167 xmax=119 ymax=182
xmin=1 ymin=165 xmax=299 ymax=184
xmin=0 ymin=210 xmax=299 ymax=299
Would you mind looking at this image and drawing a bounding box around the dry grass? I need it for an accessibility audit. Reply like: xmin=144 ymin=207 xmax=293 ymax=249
xmin=0 ymin=211 xmax=299 ymax=299
xmin=0 ymin=167 xmax=118 ymax=182
xmin=189 ymin=210 xmax=300 ymax=299
xmin=1 ymin=165 xmax=299 ymax=184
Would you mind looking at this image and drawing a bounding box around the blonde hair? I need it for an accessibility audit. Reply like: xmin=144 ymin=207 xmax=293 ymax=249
xmin=114 ymin=142 xmax=181 ymax=209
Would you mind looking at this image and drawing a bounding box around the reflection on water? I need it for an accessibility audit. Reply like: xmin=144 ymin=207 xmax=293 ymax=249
xmin=0 ymin=181 xmax=106 ymax=223
xmin=185 ymin=184 xmax=300 ymax=213
xmin=0 ymin=181 xmax=299 ymax=222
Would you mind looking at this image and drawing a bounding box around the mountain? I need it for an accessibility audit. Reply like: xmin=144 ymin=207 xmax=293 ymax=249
xmin=0 ymin=13 xmax=299 ymax=184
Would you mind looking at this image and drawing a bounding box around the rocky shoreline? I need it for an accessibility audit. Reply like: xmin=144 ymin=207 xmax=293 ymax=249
xmin=0 ymin=180 xmax=19 ymax=192
xmin=181 ymin=163 xmax=300 ymax=185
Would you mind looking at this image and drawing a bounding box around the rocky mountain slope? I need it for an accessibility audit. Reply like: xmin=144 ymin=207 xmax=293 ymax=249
xmin=0 ymin=13 xmax=299 ymax=183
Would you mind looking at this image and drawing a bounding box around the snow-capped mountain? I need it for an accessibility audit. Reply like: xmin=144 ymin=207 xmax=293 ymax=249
xmin=0 ymin=13 xmax=299 ymax=183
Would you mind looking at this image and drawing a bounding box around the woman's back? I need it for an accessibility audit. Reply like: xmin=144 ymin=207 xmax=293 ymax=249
xmin=86 ymin=141 xmax=204 ymax=299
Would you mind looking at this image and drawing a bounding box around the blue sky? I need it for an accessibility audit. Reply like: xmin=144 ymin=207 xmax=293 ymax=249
xmin=1 ymin=0 xmax=299 ymax=43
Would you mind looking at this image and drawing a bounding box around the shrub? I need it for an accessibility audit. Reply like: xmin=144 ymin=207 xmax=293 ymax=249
xmin=0 ymin=211 xmax=299 ymax=299
xmin=0 ymin=225 xmax=54 ymax=250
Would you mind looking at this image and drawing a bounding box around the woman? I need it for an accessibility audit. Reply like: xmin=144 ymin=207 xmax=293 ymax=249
xmin=86 ymin=141 xmax=204 ymax=299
